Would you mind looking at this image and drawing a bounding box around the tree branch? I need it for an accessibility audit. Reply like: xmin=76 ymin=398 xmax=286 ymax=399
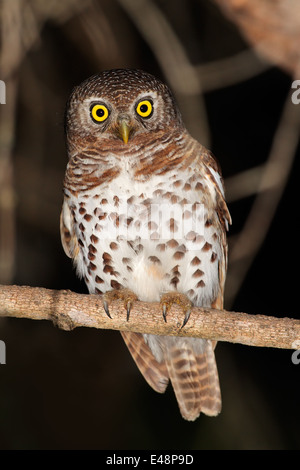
xmin=0 ymin=284 xmax=299 ymax=350
xmin=212 ymin=0 xmax=300 ymax=78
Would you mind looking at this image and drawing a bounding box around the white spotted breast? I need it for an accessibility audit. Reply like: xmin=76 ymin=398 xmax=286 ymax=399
xmin=65 ymin=158 xmax=225 ymax=307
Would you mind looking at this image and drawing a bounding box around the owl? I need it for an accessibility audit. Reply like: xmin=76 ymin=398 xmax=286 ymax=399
xmin=60 ymin=69 xmax=231 ymax=421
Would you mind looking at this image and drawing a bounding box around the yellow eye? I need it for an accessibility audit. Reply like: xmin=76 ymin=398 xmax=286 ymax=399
xmin=136 ymin=100 xmax=153 ymax=118
xmin=90 ymin=104 xmax=109 ymax=123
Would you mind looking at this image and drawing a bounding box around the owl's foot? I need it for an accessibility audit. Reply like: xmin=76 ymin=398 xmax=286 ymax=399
xmin=160 ymin=292 xmax=193 ymax=329
xmin=102 ymin=288 xmax=138 ymax=321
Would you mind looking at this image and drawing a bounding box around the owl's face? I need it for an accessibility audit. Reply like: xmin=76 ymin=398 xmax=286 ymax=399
xmin=65 ymin=69 xmax=183 ymax=149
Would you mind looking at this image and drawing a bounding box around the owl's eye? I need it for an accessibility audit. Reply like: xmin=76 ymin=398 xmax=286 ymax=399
xmin=135 ymin=100 xmax=153 ymax=119
xmin=90 ymin=103 xmax=110 ymax=123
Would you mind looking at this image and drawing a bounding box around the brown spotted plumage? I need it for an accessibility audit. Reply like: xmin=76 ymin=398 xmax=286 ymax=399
xmin=61 ymin=69 xmax=231 ymax=421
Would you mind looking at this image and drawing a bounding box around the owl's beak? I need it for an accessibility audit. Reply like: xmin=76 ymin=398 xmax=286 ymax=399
xmin=119 ymin=120 xmax=130 ymax=144
xmin=117 ymin=116 xmax=132 ymax=144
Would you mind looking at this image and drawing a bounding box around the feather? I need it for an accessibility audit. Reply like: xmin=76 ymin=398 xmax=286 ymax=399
xmin=121 ymin=331 xmax=169 ymax=393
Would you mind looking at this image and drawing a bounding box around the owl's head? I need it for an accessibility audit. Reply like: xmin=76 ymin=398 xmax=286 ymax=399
xmin=65 ymin=69 xmax=183 ymax=148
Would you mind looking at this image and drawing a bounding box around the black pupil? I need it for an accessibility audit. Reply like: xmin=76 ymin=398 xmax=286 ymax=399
xmin=140 ymin=104 xmax=148 ymax=113
xmin=96 ymin=108 xmax=105 ymax=117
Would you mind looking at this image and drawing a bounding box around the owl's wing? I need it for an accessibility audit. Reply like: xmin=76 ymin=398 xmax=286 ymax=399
xmin=200 ymin=146 xmax=232 ymax=232
xmin=121 ymin=331 xmax=169 ymax=393
xmin=199 ymin=145 xmax=231 ymax=310
xmin=60 ymin=198 xmax=79 ymax=260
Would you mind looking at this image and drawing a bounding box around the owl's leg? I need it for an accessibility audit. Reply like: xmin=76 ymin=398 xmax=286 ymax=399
xmin=160 ymin=292 xmax=193 ymax=329
xmin=102 ymin=288 xmax=138 ymax=321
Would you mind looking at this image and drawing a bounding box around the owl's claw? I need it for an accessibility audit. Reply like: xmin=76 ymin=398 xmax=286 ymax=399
xmin=102 ymin=289 xmax=138 ymax=321
xmin=126 ymin=302 xmax=132 ymax=322
xmin=181 ymin=309 xmax=192 ymax=329
xmin=162 ymin=303 xmax=167 ymax=323
xmin=103 ymin=300 xmax=112 ymax=319
xmin=160 ymin=292 xmax=193 ymax=329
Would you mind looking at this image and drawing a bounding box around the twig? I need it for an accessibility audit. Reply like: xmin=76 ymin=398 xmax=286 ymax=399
xmin=226 ymin=96 xmax=300 ymax=306
xmin=0 ymin=284 xmax=299 ymax=350
xmin=212 ymin=0 xmax=300 ymax=77
xmin=225 ymin=164 xmax=265 ymax=203
xmin=0 ymin=1 xmax=23 ymax=284
xmin=118 ymin=0 xmax=210 ymax=145
xmin=197 ymin=48 xmax=270 ymax=92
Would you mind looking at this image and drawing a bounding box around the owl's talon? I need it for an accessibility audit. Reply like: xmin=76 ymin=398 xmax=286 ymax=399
xmin=103 ymin=300 xmax=112 ymax=319
xmin=181 ymin=309 xmax=191 ymax=329
xmin=160 ymin=292 xmax=193 ymax=329
xmin=102 ymin=288 xmax=138 ymax=321
xmin=162 ymin=304 xmax=168 ymax=323
xmin=126 ymin=302 xmax=132 ymax=321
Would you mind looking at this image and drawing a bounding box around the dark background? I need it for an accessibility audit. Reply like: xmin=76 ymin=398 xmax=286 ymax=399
xmin=0 ymin=0 xmax=299 ymax=449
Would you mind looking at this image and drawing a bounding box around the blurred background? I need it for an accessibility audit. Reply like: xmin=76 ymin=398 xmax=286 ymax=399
xmin=0 ymin=0 xmax=299 ymax=450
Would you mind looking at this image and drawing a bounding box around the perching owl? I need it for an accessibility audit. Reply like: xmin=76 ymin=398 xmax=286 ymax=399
xmin=60 ymin=69 xmax=231 ymax=421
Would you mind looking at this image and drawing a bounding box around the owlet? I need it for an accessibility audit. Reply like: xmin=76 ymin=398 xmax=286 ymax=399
xmin=60 ymin=69 xmax=231 ymax=421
